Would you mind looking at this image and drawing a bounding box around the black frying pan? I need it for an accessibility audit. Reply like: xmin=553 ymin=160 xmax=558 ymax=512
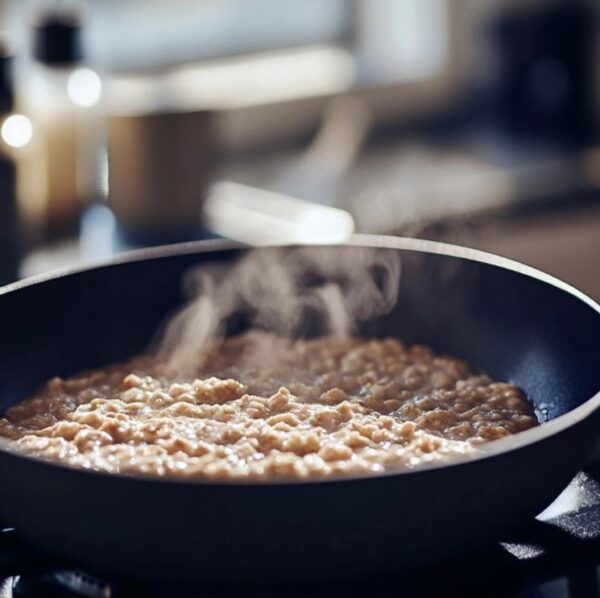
xmin=0 ymin=235 xmax=599 ymax=582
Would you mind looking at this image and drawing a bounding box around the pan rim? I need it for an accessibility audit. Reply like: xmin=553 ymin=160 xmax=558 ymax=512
xmin=0 ymin=233 xmax=599 ymax=487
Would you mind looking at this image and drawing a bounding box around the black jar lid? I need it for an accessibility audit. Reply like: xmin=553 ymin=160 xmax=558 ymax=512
xmin=33 ymin=12 xmax=83 ymax=65
xmin=0 ymin=37 xmax=14 ymax=113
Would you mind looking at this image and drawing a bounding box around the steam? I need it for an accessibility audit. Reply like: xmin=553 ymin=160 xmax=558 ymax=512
xmin=156 ymin=247 xmax=401 ymax=375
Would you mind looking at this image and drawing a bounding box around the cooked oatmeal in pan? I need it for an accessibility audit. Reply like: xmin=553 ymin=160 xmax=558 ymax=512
xmin=0 ymin=333 xmax=538 ymax=480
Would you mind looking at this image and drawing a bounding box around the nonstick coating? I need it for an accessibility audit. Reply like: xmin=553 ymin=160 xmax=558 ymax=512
xmin=0 ymin=236 xmax=599 ymax=582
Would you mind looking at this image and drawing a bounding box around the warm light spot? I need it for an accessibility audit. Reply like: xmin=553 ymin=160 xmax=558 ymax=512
xmin=67 ymin=68 xmax=102 ymax=108
xmin=1 ymin=114 xmax=33 ymax=148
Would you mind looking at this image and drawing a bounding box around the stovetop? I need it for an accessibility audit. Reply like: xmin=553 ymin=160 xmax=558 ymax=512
xmin=4 ymin=464 xmax=600 ymax=597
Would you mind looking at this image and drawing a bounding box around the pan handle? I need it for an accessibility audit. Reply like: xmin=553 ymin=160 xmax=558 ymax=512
xmin=0 ymin=528 xmax=65 ymax=578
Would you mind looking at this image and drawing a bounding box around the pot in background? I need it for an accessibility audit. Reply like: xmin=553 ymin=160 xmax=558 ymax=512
xmin=108 ymin=109 xmax=218 ymax=244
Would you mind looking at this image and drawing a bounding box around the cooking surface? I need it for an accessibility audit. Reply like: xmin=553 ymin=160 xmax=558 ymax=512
xmin=0 ymin=240 xmax=598 ymax=582
xmin=3 ymin=462 xmax=600 ymax=597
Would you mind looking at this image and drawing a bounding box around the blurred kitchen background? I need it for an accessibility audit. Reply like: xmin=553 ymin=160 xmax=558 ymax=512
xmin=0 ymin=0 xmax=599 ymax=299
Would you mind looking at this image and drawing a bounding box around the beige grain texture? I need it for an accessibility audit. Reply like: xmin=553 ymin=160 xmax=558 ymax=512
xmin=0 ymin=334 xmax=538 ymax=480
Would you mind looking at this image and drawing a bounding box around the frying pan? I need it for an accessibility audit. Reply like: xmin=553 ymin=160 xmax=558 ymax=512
xmin=0 ymin=235 xmax=599 ymax=582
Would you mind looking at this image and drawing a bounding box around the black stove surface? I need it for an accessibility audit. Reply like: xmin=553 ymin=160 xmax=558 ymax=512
xmin=4 ymin=463 xmax=600 ymax=597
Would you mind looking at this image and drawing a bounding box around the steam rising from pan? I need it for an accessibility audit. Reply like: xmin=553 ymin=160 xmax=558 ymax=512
xmin=156 ymin=247 xmax=401 ymax=375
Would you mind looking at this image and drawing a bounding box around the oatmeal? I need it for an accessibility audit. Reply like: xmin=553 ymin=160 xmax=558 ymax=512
xmin=0 ymin=334 xmax=538 ymax=480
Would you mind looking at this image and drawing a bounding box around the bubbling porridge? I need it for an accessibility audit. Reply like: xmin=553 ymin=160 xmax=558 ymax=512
xmin=0 ymin=333 xmax=538 ymax=480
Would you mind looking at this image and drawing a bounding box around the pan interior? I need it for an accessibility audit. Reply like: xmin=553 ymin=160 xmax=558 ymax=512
xmin=0 ymin=244 xmax=598 ymax=425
